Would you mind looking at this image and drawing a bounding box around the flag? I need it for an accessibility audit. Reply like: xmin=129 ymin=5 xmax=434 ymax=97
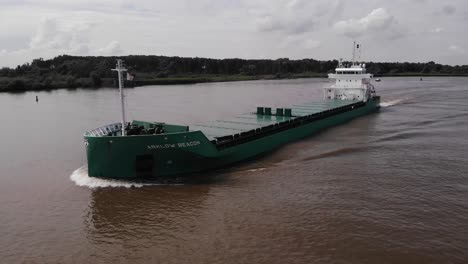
xmin=126 ymin=72 xmax=134 ymax=81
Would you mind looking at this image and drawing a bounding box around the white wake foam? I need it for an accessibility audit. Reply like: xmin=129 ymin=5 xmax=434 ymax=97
xmin=380 ymin=99 xmax=404 ymax=107
xmin=247 ymin=168 xmax=267 ymax=172
xmin=70 ymin=167 xmax=155 ymax=189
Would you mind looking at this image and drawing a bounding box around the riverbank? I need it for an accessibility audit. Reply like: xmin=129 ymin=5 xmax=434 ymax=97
xmin=2 ymin=54 xmax=467 ymax=92
xmin=0 ymin=73 xmax=327 ymax=92
xmin=2 ymin=72 xmax=467 ymax=93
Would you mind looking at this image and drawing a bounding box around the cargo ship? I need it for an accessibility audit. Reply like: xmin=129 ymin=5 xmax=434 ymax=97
xmin=84 ymin=45 xmax=380 ymax=179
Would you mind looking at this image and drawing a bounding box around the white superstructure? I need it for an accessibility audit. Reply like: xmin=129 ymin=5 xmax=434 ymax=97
xmin=325 ymin=43 xmax=376 ymax=102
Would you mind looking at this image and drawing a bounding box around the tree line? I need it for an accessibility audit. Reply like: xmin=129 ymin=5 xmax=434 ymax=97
xmin=1 ymin=55 xmax=467 ymax=91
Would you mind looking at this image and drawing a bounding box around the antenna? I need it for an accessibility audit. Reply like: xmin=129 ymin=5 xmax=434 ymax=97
xmin=357 ymin=43 xmax=362 ymax=63
xmin=352 ymin=41 xmax=356 ymax=65
xmin=112 ymin=59 xmax=128 ymax=136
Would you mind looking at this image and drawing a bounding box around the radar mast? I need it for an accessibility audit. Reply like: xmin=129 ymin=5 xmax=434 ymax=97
xmin=112 ymin=59 xmax=128 ymax=136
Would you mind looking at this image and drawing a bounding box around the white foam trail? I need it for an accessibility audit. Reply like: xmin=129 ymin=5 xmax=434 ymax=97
xmin=247 ymin=168 xmax=267 ymax=172
xmin=380 ymin=99 xmax=404 ymax=107
xmin=70 ymin=167 xmax=155 ymax=189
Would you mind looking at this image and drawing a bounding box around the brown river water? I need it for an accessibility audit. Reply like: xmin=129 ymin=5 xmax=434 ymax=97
xmin=0 ymin=77 xmax=467 ymax=263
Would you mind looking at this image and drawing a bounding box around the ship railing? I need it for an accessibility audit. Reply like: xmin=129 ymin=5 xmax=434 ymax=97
xmin=85 ymin=122 xmax=125 ymax=137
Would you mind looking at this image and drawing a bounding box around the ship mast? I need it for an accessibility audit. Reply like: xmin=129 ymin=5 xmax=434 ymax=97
xmin=112 ymin=59 xmax=127 ymax=136
xmin=352 ymin=42 xmax=361 ymax=66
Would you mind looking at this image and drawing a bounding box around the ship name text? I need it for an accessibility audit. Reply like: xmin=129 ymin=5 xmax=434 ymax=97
xmin=147 ymin=140 xmax=201 ymax=150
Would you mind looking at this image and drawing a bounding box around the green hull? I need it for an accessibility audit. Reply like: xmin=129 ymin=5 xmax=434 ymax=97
xmin=84 ymin=97 xmax=380 ymax=179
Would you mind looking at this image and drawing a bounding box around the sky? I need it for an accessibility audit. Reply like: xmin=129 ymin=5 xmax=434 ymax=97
xmin=0 ymin=0 xmax=467 ymax=67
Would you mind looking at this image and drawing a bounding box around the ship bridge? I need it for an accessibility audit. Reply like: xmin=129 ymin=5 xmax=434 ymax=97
xmin=325 ymin=46 xmax=376 ymax=102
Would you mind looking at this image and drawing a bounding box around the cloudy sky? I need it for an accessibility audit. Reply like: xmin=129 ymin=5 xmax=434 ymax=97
xmin=0 ymin=0 xmax=467 ymax=67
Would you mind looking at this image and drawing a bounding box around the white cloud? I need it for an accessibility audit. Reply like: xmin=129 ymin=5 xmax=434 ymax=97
xmin=0 ymin=16 xmax=95 ymax=66
xmin=29 ymin=17 xmax=92 ymax=55
xmin=29 ymin=18 xmax=58 ymax=49
xmin=448 ymin=45 xmax=464 ymax=53
xmin=431 ymin=27 xmax=445 ymax=33
xmin=281 ymin=35 xmax=320 ymax=50
xmin=256 ymin=15 xmax=315 ymax=35
xmin=333 ymin=8 xmax=399 ymax=38
xmin=303 ymin=39 xmax=321 ymax=49
xmin=97 ymin=41 xmax=123 ymax=55
xmin=253 ymin=0 xmax=318 ymax=35
xmin=250 ymin=0 xmax=348 ymax=36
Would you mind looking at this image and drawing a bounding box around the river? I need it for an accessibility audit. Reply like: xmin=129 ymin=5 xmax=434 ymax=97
xmin=0 ymin=77 xmax=467 ymax=263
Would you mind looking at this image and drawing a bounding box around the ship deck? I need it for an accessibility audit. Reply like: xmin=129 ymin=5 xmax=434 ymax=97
xmin=190 ymin=100 xmax=358 ymax=141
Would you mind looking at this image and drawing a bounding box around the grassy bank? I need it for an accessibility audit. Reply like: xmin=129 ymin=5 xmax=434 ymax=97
xmin=0 ymin=75 xmax=258 ymax=92
xmin=131 ymin=72 xmax=328 ymax=86
xmin=375 ymin=72 xmax=468 ymax=77
xmin=0 ymin=72 xmax=331 ymax=92
xmin=1 ymin=72 xmax=467 ymax=93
